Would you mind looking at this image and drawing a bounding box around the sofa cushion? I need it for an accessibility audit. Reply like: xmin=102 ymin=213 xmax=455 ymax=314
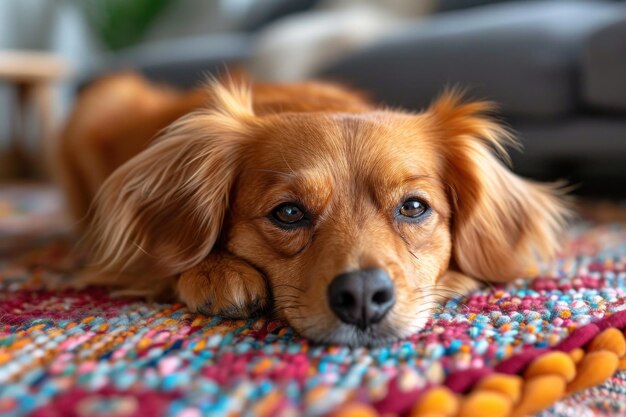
xmin=319 ymin=1 xmax=624 ymax=118
xmin=514 ymin=117 xmax=626 ymax=161
xmin=582 ymin=17 xmax=626 ymax=112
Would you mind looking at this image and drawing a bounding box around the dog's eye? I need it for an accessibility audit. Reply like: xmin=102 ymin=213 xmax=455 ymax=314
xmin=399 ymin=198 xmax=428 ymax=218
xmin=271 ymin=203 xmax=307 ymax=227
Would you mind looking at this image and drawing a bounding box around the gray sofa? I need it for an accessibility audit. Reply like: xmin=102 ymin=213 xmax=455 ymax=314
xmin=82 ymin=0 xmax=626 ymax=197
xmin=319 ymin=0 xmax=626 ymax=196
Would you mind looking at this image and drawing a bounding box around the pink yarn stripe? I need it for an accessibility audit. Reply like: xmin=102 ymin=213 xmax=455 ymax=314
xmin=375 ymin=309 xmax=626 ymax=415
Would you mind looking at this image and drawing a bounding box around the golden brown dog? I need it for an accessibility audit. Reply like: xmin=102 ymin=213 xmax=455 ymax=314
xmin=54 ymin=73 xmax=569 ymax=346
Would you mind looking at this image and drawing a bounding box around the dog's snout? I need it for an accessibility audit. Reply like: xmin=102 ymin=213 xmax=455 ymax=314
xmin=327 ymin=268 xmax=395 ymax=329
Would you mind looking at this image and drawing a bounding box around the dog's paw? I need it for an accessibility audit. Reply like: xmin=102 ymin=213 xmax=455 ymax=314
xmin=433 ymin=271 xmax=480 ymax=303
xmin=177 ymin=253 xmax=269 ymax=319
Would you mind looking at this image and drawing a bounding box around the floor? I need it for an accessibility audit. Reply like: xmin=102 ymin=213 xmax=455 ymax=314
xmin=2 ymin=184 xmax=626 ymax=417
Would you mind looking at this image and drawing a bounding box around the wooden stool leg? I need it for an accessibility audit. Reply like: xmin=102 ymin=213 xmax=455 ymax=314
xmin=9 ymin=82 xmax=34 ymax=178
xmin=7 ymin=81 xmax=56 ymax=179
xmin=32 ymin=82 xmax=56 ymax=178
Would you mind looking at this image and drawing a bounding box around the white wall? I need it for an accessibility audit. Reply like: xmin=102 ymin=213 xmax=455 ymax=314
xmin=0 ymin=0 xmax=234 ymax=175
xmin=0 ymin=0 xmax=101 ymax=167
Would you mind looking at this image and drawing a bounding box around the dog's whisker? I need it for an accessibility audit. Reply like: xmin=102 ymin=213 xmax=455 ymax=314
xmin=403 ymin=295 xmax=440 ymax=302
xmin=421 ymin=284 xmax=471 ymax=291
xmin=394 ymin=305 xmax=443 ymax=316
xmin=397 ymin=310 xmax=439 ymax=319
xmin=422 ymin=287 xmax=470 ymax=297
xmin=405 ymin=294 xmax=447 ymax=304
xmin=392 ymin=310 xmax=440 ymax=320
xmin=403 ymin=301 xmax=443 ymax=309
xmin=397 ymin=233 xmax=420 ymax=262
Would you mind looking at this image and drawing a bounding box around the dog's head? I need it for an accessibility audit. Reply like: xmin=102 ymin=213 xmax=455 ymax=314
xmin=88 ymin=81 xmax=569 ymax=345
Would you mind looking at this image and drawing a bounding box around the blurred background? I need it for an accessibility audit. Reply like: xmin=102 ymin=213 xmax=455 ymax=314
xmin=0 ymin=0 xmax=625 ymax=198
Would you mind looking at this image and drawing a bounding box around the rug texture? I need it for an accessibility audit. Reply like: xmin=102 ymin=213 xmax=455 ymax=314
xmin=2 ymin=185 xmax=626 ymax=417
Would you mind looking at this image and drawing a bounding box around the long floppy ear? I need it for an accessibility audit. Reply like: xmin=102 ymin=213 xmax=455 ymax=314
xmin=84 ymin=80 xmax=254 ymax=291
xmin=429 ymin=91 xmax=571 ymax=282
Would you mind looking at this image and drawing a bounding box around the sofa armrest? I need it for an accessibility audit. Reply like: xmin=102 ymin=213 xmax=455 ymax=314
xmin=583 ymin=18 xmax=626 ymax=113
xmin=318 ymin=1 xmax=626 ymax=118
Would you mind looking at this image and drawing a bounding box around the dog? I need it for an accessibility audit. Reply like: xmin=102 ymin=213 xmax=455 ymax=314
xmin=54 ymin=73 xmax=569 ymax=346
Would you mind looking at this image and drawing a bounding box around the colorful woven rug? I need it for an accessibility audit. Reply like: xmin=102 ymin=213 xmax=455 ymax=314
xmin=2 ymin=185 xmax=626 ymax=417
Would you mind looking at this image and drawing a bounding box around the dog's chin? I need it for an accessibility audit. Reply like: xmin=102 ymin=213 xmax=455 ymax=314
xmin=293 ymin=315 xmax=430 ymax=347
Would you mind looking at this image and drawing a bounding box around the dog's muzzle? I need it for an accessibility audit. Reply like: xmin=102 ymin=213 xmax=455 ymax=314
xmin=327 ymin=268 xmax=395 ymax=330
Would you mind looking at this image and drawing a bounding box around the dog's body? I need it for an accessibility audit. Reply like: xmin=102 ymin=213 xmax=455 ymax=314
xmin=55 ymin=73 xmax=569 ymax=346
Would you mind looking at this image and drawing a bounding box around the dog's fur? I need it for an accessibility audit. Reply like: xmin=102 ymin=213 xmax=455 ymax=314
xmin=54 ymin=73 xmax=570 ymax=346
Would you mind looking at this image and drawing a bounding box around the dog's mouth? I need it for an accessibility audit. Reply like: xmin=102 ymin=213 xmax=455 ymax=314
xmin=318 ymin=323 xmax=403 ymax=347
xmin=281 ymin=307 xmax=432 ymax=347
xmin=271 ymin=269 xmax=437 ymax=346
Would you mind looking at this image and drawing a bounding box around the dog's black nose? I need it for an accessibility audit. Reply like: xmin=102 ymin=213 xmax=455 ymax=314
xmin=327 ymin=268 xmax=395 ymax=329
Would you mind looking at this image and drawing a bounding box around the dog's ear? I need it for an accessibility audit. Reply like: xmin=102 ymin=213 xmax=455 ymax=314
xmin=428 ymin=91 xmax=570 ymax=282
xmin=85 ymin=80 xmax=254 ymax=286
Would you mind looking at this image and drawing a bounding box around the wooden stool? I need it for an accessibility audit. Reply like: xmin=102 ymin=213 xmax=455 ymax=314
xmin=0 ymin=51 xmax=70 ymax=178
